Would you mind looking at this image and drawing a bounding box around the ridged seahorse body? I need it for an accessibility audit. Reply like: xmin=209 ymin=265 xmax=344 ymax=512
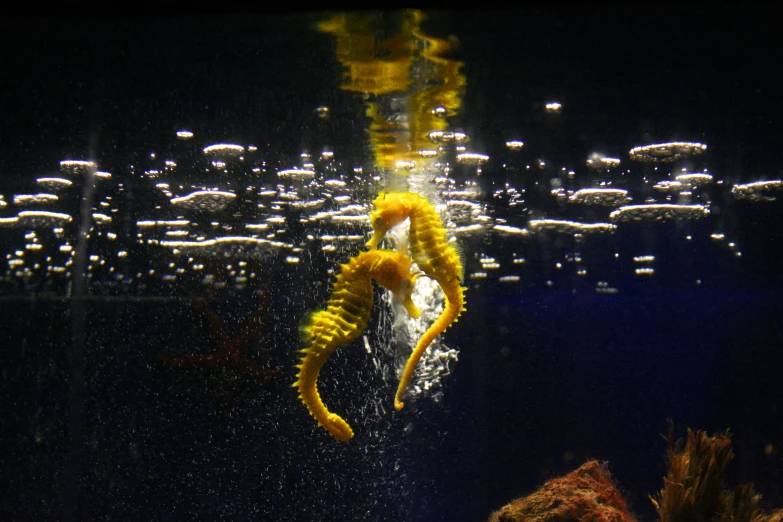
xmin=367 ymin=191 xmax=467 ymax=410
xmin=294 ymin=249 xmax=421 ymax=442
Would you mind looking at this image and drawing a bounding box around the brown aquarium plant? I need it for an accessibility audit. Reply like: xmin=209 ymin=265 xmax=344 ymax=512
xmin=650 ymin=421 xmax=771 ymax=522
xmin=488 ymin=421 xmax=783 ymax=522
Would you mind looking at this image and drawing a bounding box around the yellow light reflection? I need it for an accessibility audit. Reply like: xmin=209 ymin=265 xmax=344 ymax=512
xmin=316 ymin=10 xmax=465 ymax=173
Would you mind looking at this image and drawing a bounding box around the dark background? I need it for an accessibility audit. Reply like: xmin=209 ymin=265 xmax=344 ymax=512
xmin=1 ymin=8 xmax=782 ymax=522
xmin=2 ymin=8 xmax=781 ymax=177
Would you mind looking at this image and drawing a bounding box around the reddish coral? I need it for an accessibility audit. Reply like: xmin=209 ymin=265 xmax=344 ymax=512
xmin=158 ymin=291 xmax=279 ymax=379
xmin=488 ymin=461 xmax=638 ymax=522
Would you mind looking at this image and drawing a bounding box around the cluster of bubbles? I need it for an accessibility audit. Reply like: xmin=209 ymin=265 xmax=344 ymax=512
xmin=1 ymin=111 xmax=780 ymax=408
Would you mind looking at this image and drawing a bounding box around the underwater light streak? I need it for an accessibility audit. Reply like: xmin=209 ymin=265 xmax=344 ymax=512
xmin=136 ymin=220 xmax=190 ymax=227
xmin=734 ymin=180 xmax=782 ymax=190
xmin=493 ymin=224 xmax=529 ymax=236
xmin=160 ymin=236 xmax=289 ymax=249
xmin=319 ymin=234 xmax=365 ymax=242
xmin=0 ymin=210 xmax=73 ymax=227
xmin=277 ymin=169 xmax=315 ymax=179
xmin=453 ymin=224 xmax=484 ymax=234
xmin=170 ymin=191 xmax=236 ymax=205
xmin=676 ymin=173 xmax=713 ymax=185
xmin=528 ymin=219 xmax=616 ymax=234
xmin=609 ymin=203 xmax=710 ymax=222
xmin=36 ymin=177 xmax=73 ymax=189
xmin=456 ymin=152 xmax=490 ymax=166
xmin=732 ymin=180 xmax=783 ymax=201
xmin=60 ymin=160 xmax=97 ymax=172
xmin=586 ymin=153 xmax=621 ymax=168
xmin=653 ymin=181 xmax=684 ymax=192
xmin=203 ymin=143 xmax=244 ymax=155
xmin=244 ymin=224 xmax=270 ymax=231
xmin=428 ymin=130 xmax=468 ymax=144
xmin=628 ymin=142 xmax=707 ymax=162
xmin=13 ymin=194 xmax=59 ymax=205
xmin=568 ymin=188 xmax=630 ymax=206
xmin=330 ymin=215 xmax=371 ymax=223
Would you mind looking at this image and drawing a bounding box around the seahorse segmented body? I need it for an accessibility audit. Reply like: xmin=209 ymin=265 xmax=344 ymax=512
xmin=294 ymin=249 xmax=421 ymax=442
xmin=367 ymin=191 xmax=467 ymax=410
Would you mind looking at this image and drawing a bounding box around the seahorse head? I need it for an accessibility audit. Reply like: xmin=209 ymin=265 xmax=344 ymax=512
xmin=371 ymin=251 xmax=421 ymax=319
xmin=366 ymin=191 xmax=411 ymax=249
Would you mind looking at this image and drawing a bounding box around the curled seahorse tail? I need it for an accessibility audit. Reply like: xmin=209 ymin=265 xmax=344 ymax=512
xmin=294 ymin=345 xmax=355 ymax=442
xmin=293 ymin=263 xmax=372 ymax=442
xmin=366 ymin=191 xmax=468 ymax=410
xmin=394 ymin=281 xmax=466 ymax=410
xmin=294 ymin=249 xmax=421 ymax=440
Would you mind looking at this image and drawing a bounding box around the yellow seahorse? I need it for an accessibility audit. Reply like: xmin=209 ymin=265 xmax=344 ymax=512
xmin=366 ymin=191 xmax=467 ymax=410
xmin=294 ymin=249 xmax=421 ymax=442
